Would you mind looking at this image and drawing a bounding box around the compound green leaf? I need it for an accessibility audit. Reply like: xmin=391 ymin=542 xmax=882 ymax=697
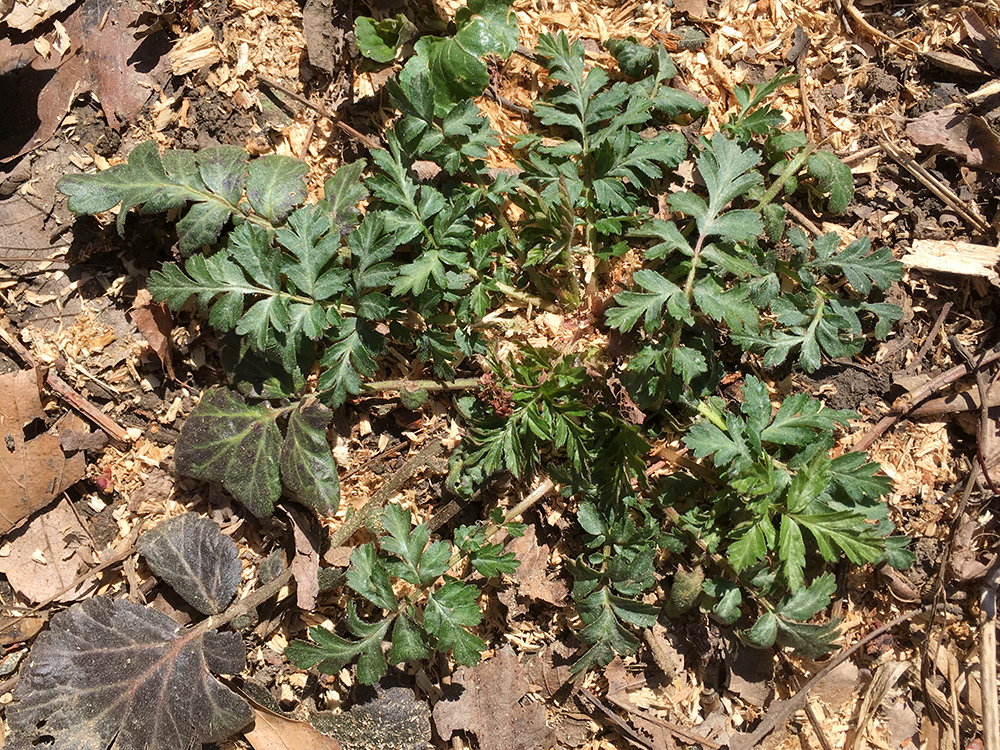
xmin=742 ymin=611 xmax=777 ymax=649
xmin=388 ymin=614 xmax=432 ymax=663
xmin=424 ymin=581 xmax=485 ymax=666
xmin=324 ymin=159 xmax=368 ymax=230
xmin=806 ymin=150 xmax=853 ymax=215
xmin=347 ymin=544 xmax=398 ymax=611
xmin=174 ymin=388 xmax=282 ymax=517
xmin=58 ymin=141 xmax=197 ymax=232
xmin=778 ymin=572 xmax=836 ymax=621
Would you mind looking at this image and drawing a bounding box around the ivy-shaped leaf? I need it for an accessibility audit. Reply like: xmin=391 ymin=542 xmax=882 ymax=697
xmin=174 ymin=388 xmax=282 ymax=517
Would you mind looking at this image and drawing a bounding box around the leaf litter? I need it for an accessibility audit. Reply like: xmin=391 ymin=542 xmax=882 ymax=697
xmin=1 ymin=0 xmax=1000 ymax=748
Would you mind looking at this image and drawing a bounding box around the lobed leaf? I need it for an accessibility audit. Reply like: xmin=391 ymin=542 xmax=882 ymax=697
xmin=174 ymin=388 xmax=282 ymax=517
xmin=280 ymin=399 xmax=341 ymax=515
xmin=246 ymin=154 xmax=309 ymax=223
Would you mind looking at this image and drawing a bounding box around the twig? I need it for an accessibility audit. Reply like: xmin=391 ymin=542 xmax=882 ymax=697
xmin=190 ymin=566 xmax=293 ymax=639
xmin=728 ymin=606 xmax=930 ymax=750
xmin=485 ymin=85 xmax=533 ymax=118
xmin=361 ymin=377 xmax=480 ymax=394
xmin=256 ymin=75 xmax=382 ymax=151
xmin=903 ymin=300 xmax=952 ymax=377
xmin=981 ymin=556 xmax=1000 ymax=750
xmin=0 ymin=316 xmax=130 ymax=443
xmin=853 ymin=343 xmax=1000 ymax=452
xmin=782 ymin=201 xmax=823 ymax=236
xmin=949 ymin=336 xmax=999 ymax=494
xmin=803 ymin=701 xmax=835 ymax=750
xmin=880 ymin=140 xmax=990 ymax=234
xmin=331 ymin=439 xmax=445 ymax=544
xmin=579 ymin=689 xmax=656 ymax=750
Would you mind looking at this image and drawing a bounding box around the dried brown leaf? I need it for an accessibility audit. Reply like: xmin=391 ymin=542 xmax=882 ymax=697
xmin=906 ymin=109 xmax=1000 ymax=172
xmin=504 ymin=524 xmax=567 ymax=607
xmin=244 ymin=707 xmax=344 ymax=750
xmin=0 ymin=0 xmax=163 ymax=161
xmin=961 ymin=10 xmax=1000 ymax=71
xmin=0 ymin=497 xmax=96 ymax=603
xmin=284 ymin=505 xmax=320 ymax=610
xmin=130 ymin=288 xmax=175 ymax=379
xmin=433 ymin=646 xmax=555 ymax=750
xmin=0 ymin=368 xmax=86 ymax=534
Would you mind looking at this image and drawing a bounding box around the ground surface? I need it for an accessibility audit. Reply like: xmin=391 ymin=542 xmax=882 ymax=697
xmin=0 ymin=0 xmax=998 ymax=749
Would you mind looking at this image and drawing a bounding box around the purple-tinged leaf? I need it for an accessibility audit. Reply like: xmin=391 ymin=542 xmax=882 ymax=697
xmin=174 ymin=388 xmax=282 ymax=517
xmin=246 ymin=155 xmax=309 ymax=224
xmin=138 ymin=513 xmax=242 ymax=615
xmin=7 ymin=598 xmax=251 ymax=750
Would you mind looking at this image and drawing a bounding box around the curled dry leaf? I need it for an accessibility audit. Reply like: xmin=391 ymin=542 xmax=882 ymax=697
xmin=0 ymin=368 xmax=86 ymax=535
xmin=906 ymin=109 xmax=1000 ymax=172
xmin=130 ymin=288 xmax=175 ymax=379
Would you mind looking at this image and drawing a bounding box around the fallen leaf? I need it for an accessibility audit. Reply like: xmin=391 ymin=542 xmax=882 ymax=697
xmin=244 ymin=706 xmax=343 ymax=750
xmin=962 ymin=10 xmax=1000 ymax=71
xmin=524 ymin=640 xmax=576 ymax=700
xmin=724 ymin=633 xmax=774 ymax=708
xmin=137 ymin=512 xmax=242 ymax=615
xmin=906 ymin=109 xmax=1000 ymax=172
xmin=0 ymin=613 xmax=48 ymax=646
xmin=504 ymin=524 xmax=568 ymax=606
xmin=0 ymin=0 xmax=167 ymax=161
xmin=606 ymin=656 xmax=695 ymax=749
xmin=283 ymin=505 xmax=320 ymax=611
xmin=130 ymin=288 xmax=175 ymax=379
xmin=6 ymin=597 xmax=253 ymax=750
xmin=433 ymin=646 xmax=555 ymax=750
xmin=0 ymin=368 xmax=86 ymax=534
xmin=0 ymin=497 xmax=95 ymax=603
xmin=673 ymin=0 xmax=708 ymax=17
xmin=309 ymin=687 xmax=431 ymax=750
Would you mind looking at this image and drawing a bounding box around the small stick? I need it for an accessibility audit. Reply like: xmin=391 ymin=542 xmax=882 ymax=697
xmin=853 ymin=343 xmax=1000 ymax=452
xmin=0 ymin=317 xmax=130 ymax=443
xmin=256 ymin=75 xmax=382 ymax=151
xmin=782 ymin=201 xmax=823 ymax=236
xmin=949 ymin=336 xmax=999 ymax=494
xmin=880 ymin=140 xmax=990 ymax=233
xmin=980 ymin=557 xmax=1000 ymax=750
xmin=903 ymin=300 xmax=952 ymax=376
xmin=803 ymin=701 xmax=835 ymax=750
